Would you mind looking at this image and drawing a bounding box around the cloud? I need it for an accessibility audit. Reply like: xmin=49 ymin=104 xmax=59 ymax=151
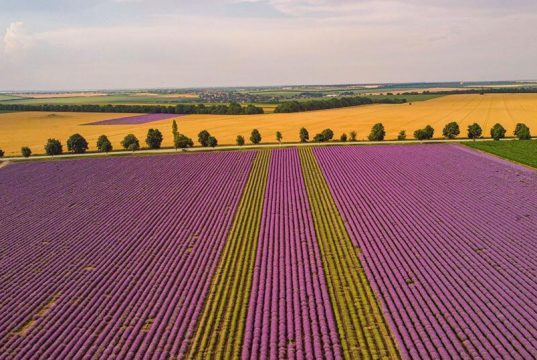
xmin=3 ymin=21 xmax=34 ymax=55
xmin=1 ymin=0 xmax=536 ymax=90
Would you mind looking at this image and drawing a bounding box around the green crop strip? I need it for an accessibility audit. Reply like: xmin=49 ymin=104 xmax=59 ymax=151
xmin=298 ymin=147 xmax=400 ymax=359
xmin=186 ymin=149 xmax=271 ymax=359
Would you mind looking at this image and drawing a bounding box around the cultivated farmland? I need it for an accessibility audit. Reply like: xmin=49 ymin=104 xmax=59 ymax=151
xmin=315 ymin=144 xmax=537 ymax=359
xmin=2 ymin=94 xmax=537 ymax=156
xmin=0 ymin=144 xmax=535 ymax=359
xmin=0 ymin=152 xmax=255 ymax=358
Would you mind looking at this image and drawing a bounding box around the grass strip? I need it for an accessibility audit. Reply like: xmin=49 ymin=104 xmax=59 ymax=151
xmin=465 ymin=140 xmax=537 ymax=169
xmin=186 ymin=149 xmax=271 ymax=359
xmin=298 ymin=147 xmax=400 ymax=359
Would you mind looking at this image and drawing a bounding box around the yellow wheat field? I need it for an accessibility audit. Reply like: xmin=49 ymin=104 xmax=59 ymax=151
xmin=1 ymin=94 xmax=537 ymax=156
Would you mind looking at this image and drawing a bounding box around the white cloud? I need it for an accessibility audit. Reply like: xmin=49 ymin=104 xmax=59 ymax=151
xmin=1 ymin=0 xmax=536 ymax=90
xmin=3 ymin=21 xmax=34 ymax=55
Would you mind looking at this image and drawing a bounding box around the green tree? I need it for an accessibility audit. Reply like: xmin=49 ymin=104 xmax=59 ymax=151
xmin=340 ymin=133 xmax=348 ymax=142
xmin=198 ymin=130 xmax=211 ymax=147
xmin=467 ymin=123 xmax=483 ymax=140
xmin=146 ymin=128 xmax=163 ymax=149
xmin=174 ymin=133 xmax=193 ymax=149
xmin=0 ymin=149 xmax=4 ymax=158
xmin=207 ymin=136 xmax=218 ymax=147
xmin=443 ymin=122 xmax=460 ymax=139
xmin=490 ymin=123 xmax=506 ymax=141
xmin=236 ymin=135 xmax=245 ymax=146
xmin=514 ymin=123 xmax=531 ymax=140
xmin=299 ymin=128 xmax=309 ymax=143
xmin=349 ymin=130 xmax=357 ymax=141
xmin=172 ymin=119 xmax=178 ymax=136
xmin=276 ymin=131 xmax=283 ymax=144
xmin=21 ymin=147 xmax=32 ymax=158
xmin=321 ymin=128 xmax=334 ymax=141
xmin=45 ymin=138 xmax=63 ymax=156
xmin=250 ymin=129 xmax=262 ymax=144
xmin=397 ymin=130 xmax=406 ymax=141
xmin=368 ymin=123 xmax=385 ymax=141
xmin=67 ymin=133 xmax=89 ymax=154
xmin=121 ymin=134 xmax=140 ymax=151
xmin=414 ymin=125 xmax=434 ymax=140
xmin=96 ymin=135 xmax=113 ymax=152
xmin=245 ymin=104 xmax=264 ymax=115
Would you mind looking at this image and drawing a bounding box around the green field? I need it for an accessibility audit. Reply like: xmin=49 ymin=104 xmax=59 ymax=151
xmin=0 ymin=95 xmax=27 ymax=102
xmin=465 ymin=140 xmax=537 ymax=168
xmin=369 ymin=94 xmax=445 ymax=102
xmin=0 ymin=95 xmax=194 ymax=105
xmin=0 ymin=95 xmax=277 ymax=113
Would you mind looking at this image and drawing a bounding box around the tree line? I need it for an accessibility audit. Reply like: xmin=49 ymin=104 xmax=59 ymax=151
xmin=405 ymin=87 xmax=537 ymax=96
xmin=274 ymin=96 xmax=406 ymax=113
xmin=0 ymin=120 xmax=532 ymax=159
xmin=0 ymin=102 xmax=264 ymax=115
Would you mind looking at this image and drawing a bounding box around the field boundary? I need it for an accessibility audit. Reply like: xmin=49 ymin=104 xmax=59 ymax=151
xmin=460 ymin=143 xmax=537 ymax=172
xmin=298 ymin=147 xmax=401 ymax=359
xmin=2 ymin=137 xmax=532 ymax=162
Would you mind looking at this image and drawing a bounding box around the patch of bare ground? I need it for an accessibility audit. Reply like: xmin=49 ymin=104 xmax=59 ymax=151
xmin=142 ymin=318 xmax=154 ymax=332
xmin=12 ymin=292 xmax=62 ymax=336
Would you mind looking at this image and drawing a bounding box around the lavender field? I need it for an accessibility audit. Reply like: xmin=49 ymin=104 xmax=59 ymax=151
xmin=315 ymin=144 xmax=537 ymax=359
xmin=0 ymin=152 xmax=255 ymax=358
xmin=1 ymin=144 xmax=535 ymax=359
xmin=84 ymin=113 xmax=180 ymax=125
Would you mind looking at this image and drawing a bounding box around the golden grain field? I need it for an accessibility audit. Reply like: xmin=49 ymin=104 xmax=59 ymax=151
xmin=1 ymin=94 xmax=537 ymax=156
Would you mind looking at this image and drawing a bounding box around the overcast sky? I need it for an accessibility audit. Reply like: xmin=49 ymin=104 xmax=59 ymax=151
xmin=1 ymin=0 xmax=536 ymax=90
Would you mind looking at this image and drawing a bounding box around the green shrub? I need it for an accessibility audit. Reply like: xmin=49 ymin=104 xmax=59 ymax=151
xmin=198 ymin=130 xmax=211 ymax=147
xmin=45 ymin=138 xmax=63 ymax=156
xmin=414 ymin=125 xmax=434 ymax=140
xmin=207 ymin=136 xmax=218 ymax=147
xmin=467 ymin=123 xmax=483 ymax=139
xmin=174 ymin=133 xmax=193 ymax=149
xmin=67 ymin=133 xmax=89 ymax=154
xmin=21 ymin=147 xmax=32 ymax=158
xmin=96 ymin=135 xmax=113 ymax=152
xmin=146 ymin=128 xmax=163 ymax=149
xmin=299 ymin=128 xmax=309 ymax=143
xmin=250 ymin=129 xmax=262 ymax=144
xmin=442 ymin=122 xmax=460 ymax=139
xmin=514 ymin=123 xmax=531 ymax=140
xmin=368 ymin=123 xmax=385 ymax=141
xmin=121 ymin=134 xmax=140 ymax=151
xmin=490 ymin=123 xmax=506 ymax=141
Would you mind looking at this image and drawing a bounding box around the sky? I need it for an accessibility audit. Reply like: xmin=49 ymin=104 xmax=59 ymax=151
xmin=1 ymin=0 xmax=537 ymax=90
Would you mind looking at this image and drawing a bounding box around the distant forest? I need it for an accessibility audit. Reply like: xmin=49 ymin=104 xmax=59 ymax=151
xmin=274 ymin=96 xmax=406 ymax=113
xmin=0 ymin=102 xmax=265 ymax=115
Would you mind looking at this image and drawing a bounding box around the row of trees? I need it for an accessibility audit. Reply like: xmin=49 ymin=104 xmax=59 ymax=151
xmin=3 ymin=120 xmax=532 ymax=158
xmin=274 ymin=96 xmax=406 ymax=113
xmin=294 ymin=121 xmax=532 ymax=144
xmin=410 ymin=122 xmax=531 ymax=141
xmin=0 ymin=102 xmax=264 ymax=115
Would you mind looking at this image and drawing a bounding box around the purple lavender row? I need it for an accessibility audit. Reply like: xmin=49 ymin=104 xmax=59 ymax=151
xmin=242 ymin=148 xmax=342 ymax=359
xmin=314 ymin=144 xmax=537 ymax=359
xmin=83 ymin=113 xmax=181 ymax=125
xmin=0 ymin=151 xmax=254 ymax=358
